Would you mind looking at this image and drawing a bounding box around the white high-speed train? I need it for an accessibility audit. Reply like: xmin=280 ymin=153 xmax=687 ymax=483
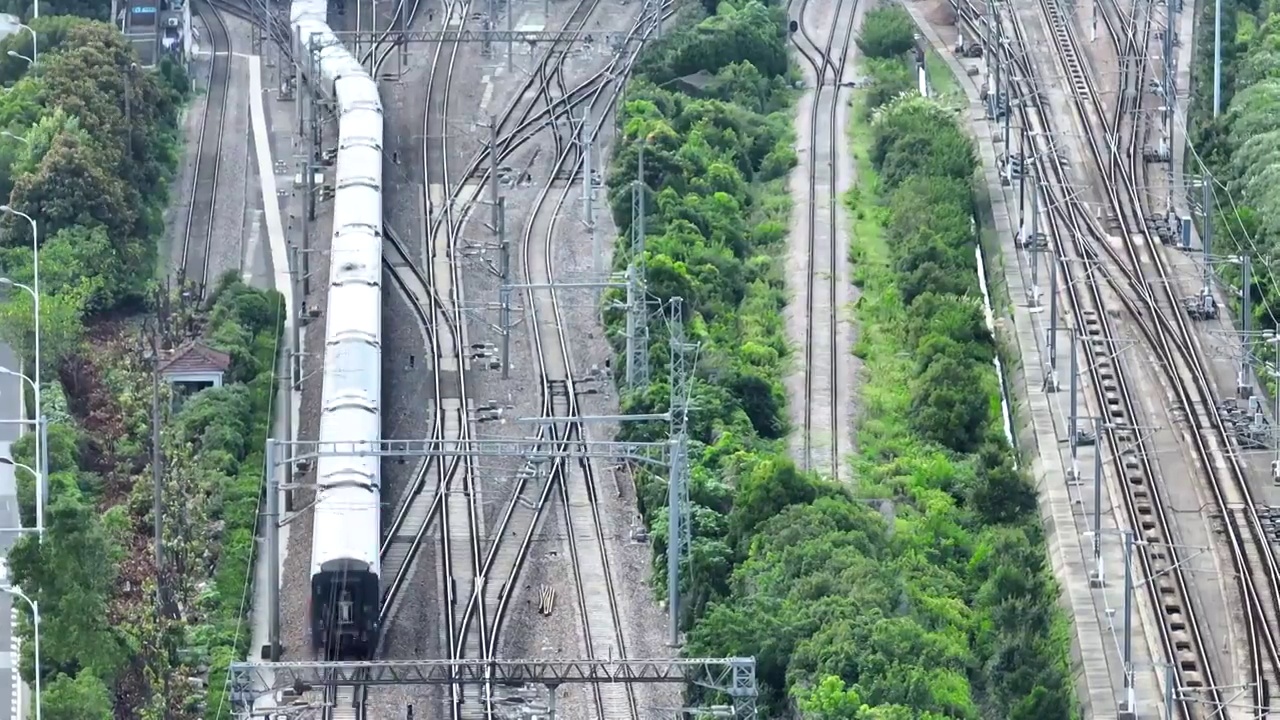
xmin=291 ymin=0 xmax=385 ymax=661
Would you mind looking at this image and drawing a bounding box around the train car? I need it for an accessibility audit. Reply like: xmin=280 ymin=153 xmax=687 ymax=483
xmin=291 ymin=0 xmax=385 ymax=662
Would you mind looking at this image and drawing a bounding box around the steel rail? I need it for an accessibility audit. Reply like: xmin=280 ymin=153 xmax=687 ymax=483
xmin=789 ymin=0 xmax=855 ymax=480
xmin=453 ymin=8 xmax=666 ymax=664
xmin=1032 ymin=0 xmax=1280 ymax=711
xmin=377 ymin=4 xmax=653 ymax=712
xmin=1006 ymin=0 xmax=1280 ymax=712
xmin=375 ymin=226 xmax=452 ymax=627
xmin=320 ymin=674 xmax=367 ymax=720
xmin=440 ymin=15 xmax=660 ymax=720
xmin=519 ymin=71 xmax=642 ymax=720
xmin=442 ymin=9 xmax=660 ymax=716
xmin=360 ymin=0 xmax=457 ymax=638
xmin=207 ymin=0 xmax=294 ymax=60
xmin=424 ymin=4 xmax=493 ymax=719
xmin=363 ymin=0 xmax=461 ymax=627
xmin=458 ymin=8 xmax=660 ymax=655
xmin=1000 ymin=10 xmax=1220 ymax=715
xmin=426 ymin=0 xmax=655 ymax=242
xmin=180 ymin=0 xmax=233 ymax=300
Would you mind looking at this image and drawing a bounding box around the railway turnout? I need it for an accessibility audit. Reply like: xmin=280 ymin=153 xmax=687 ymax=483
xmin=943 ymin=0 xmax=1280 ymax=714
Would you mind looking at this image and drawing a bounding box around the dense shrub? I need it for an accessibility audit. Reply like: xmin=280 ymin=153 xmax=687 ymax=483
xmin=605 ymin=6 xmax=1075 ymax=717
xmin=0 ymin=16 xmax=187 ymax=375
xmin=7 ymin=277 xmax=282 ymax=718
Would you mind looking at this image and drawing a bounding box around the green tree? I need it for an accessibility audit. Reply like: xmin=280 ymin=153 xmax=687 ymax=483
xmin=0 ymin=285 xmax=84 ymax=372
xmin=41 ymin=670 xmax=113 ymax=720
xmin=910 ymin=353 xmax=989 ymax=453
xmin=857 ymin=6 xmax=917 ymax=59
xmin=794 ymin=675 xmax=865 ymax=719
xmin=7 ymin=491 xmax=125 ymax=683
xmin=865 ymin=56 xmax=915 ymax=109
xmin=1 ymin=0 xmax=109 ymax=20
xmin=8 ymin=129 xmax=136 ymax=244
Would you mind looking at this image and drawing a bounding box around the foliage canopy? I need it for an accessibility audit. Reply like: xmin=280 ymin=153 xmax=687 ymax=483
xmin=0 ymin=9 xmax=280 ymax=720
xmin=605 ymin=3 xmax=1074 ymax=717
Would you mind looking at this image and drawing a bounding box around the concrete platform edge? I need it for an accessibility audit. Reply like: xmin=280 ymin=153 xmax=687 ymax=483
xmin=245 ymin=53 xmax=300 ymax=710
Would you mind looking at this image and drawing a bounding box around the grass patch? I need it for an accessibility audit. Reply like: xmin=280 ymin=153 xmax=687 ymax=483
xmin=924 ymin=46 xmax=966 ymax=106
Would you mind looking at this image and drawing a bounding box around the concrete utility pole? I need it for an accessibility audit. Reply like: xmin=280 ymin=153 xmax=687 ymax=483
xmin=1121 ymin=529 xmax=1136 ymax=715
xmin=580 ymin=108 xmax=601 ymax=279
xmin=498 ymin=198 xmax=511 ymax=379
xmin=1047 ymin=250 xmax=1059 ymax=382
xmin=626 ymin=143 xmax=650 ymax=389
xmin=1238 ymin=255 xmax=1252 ymax=395
xmin=1017 ymin=127 xmax=1028 ymax=224
xmin=1091 ymin=417 xmax=1105 ymax=584
xmin=982 ymin=0 xmax=992 ymax=79
xmin=1069 ymin=327 xmax=1080 ymax=475
xmin=151 ymin=331 xmax=164 ymax=608
xmin=290 ymin=244 xmax=305 ymax=388
xmin=1161 ymin=18 xmax=1175 ymax=155
xmin=506 ymin=0 xmax=514 ymax=72
xmin=490 ymin=115 xmax=499 ymax=237
xmin=1213 ymin=0 xmax=1222 ymax=116
xmin=266 ymin=440 xmax=281 ymax=660
xmin=667 ymin=298 xmax=694 ymax=646
xmin=1027 ymin=163 xmax=1042 ymax=307
xmin=1201 ymin=177 xmax=1213 ymax=302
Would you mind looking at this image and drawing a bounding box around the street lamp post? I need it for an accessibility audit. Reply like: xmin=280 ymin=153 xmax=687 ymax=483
xmin=10 ymin=24 xmax=35 ymax=66
xmin=6 ymin=51 xmax=32 ymax=67
xmin=0 ymin=131 xmax=27 ymax=144
xmin=0 ymin=207 xmax=39 ymax=531
xmin=0 ymin=366 xmax=41 ymax=536
xmin=2 ymin=585 xmax=39 ymax=720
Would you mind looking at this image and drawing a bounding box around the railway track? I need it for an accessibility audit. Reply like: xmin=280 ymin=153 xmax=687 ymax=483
xmin=460 ymin=0 xmax=668 ymax=656
xmin=414 ymin=8 xmax=665 ymax=719
xmin=180 ymin=0 xmax=232 ymax=299
xmin=323 ymin=682 xmax=366 ymax=720
xmin=208 ymin=0 xmax=294 ymax=60
xmin=517 ymin=60 xmax=643 ymax=720
xmin=269 ymin=0 xmax=664 ymax=714
xmin=989 ymin=0 xmax=1280 ymax=713
xmin=414 ymin=1 xmax=490 ymax=717
xmin=788 ymin=0 xmax=856 ymax=481
xmin=369 ymin=0 xmax=660 ymax=717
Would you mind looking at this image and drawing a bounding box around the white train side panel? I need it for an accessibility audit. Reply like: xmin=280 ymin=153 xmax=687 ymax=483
xmin=292 ymin=0 xmax=385 ymax=661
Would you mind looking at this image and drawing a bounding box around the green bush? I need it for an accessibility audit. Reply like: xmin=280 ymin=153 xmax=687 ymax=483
xmin=0 ymin=16 xmax=188 ymax=374
xmin=856 ymin=6 xmax=917 ymax=60
xmin=171 ymin=278 xmax=283 ymax=720
xmin=604 ymin=8 xmax=1074 ymax=717
xmin=5 ymin=279 xmax=282 ymax=719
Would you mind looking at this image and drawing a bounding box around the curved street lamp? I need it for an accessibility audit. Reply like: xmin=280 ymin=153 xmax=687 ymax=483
xmin=10 ymin=24 xmax=35 ymax=66
xmin=0 ymin=455 xmax=36 ymax=481
xmin=0 ymin=583 xmax=39 ymax=720
xmin=0 ymin=131 xmax=26 ymax=145
xmin=0 ymin=365 xmax=41 ymax=536
xmin=0 ymin=205 xmax=41 ymax=537
xmin=6 ymin=51 xmax=32 ymax=67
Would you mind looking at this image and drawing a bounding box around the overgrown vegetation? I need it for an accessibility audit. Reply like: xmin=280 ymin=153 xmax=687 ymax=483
xmin=1188 ymin=0 xmax=1280 ymax=327
xmin=0 ymin=9 xmax=282 ymax=720
xmin=603 ymin=2 xmax=1075 ymax=717
xmin=8 ymin=276 xmax=282 ymax=718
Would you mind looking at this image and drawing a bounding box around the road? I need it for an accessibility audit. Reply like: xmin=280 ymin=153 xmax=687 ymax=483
xmin=0 ymin=341 xmax=21 ymax=720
